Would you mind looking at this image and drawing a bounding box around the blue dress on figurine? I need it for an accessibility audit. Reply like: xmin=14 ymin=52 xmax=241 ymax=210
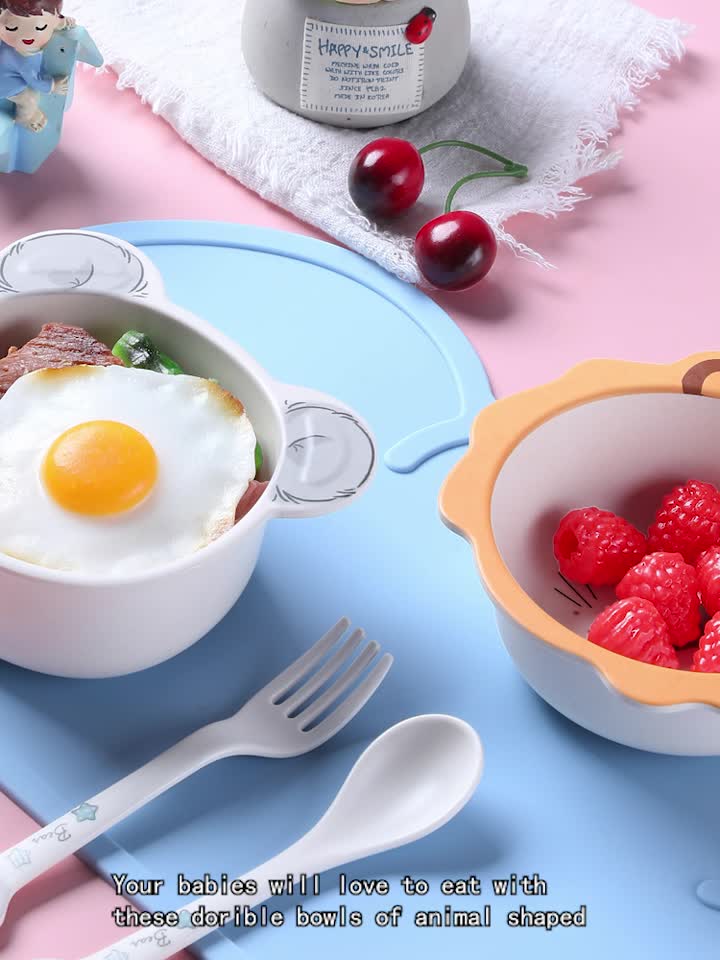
xmin=0 ymin=4 xmax=102 ymax=174
xmin=0 ymin=45 xmax=54 ymax=98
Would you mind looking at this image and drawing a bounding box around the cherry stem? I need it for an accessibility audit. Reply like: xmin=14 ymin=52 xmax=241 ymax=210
xmin=444 ymin=168 xmax=528 ymax=214
xmin=419 ymin=139 xmax=526 ymax=172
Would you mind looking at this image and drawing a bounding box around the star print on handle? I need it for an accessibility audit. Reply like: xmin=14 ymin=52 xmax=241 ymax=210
xmin=177 ymin=910 xmax=194 ymax=929
xmin=71 ymin=802 xmax=99 ymax=822
xmin=7 ymin=847 xmax=31 ymax=869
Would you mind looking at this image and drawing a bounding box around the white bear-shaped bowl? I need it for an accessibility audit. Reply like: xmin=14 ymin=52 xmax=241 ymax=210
xmin=0 ymin=230 xmax=376 ymax=678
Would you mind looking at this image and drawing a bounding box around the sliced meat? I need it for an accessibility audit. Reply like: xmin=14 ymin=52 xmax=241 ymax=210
xmin=235 ymin=480 xmax=269 ymax=523
xmin=0 ymin=323 xmax=122 ymax=398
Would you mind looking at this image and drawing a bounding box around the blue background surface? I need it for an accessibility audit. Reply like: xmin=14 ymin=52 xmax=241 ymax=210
xmin=0 ymin=221 xmax=717 ymax=957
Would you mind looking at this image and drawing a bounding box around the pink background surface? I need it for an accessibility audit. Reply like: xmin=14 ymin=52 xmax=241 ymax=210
xmin=0 ymin=1 xmax=716 ymax=956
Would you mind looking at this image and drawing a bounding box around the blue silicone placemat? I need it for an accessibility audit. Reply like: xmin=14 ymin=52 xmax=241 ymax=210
xmin=0 ymin=221 xmax=717 ymax=959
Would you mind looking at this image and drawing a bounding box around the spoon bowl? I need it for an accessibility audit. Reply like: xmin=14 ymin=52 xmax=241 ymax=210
xmin=310 ymin=714 xmax=484 ymax=864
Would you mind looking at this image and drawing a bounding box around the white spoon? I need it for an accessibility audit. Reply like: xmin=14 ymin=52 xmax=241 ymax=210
xmin=39 ymin=714 xmax=483 ymax=960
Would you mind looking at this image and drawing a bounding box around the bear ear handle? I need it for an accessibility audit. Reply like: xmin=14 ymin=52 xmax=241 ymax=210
xmin=0 ymin=230 xmax=165 ymax=304
xmin=682 ymin=358 xmax=720 ymax=399
xmin=267 ymin=387 xmax=377 ymax=520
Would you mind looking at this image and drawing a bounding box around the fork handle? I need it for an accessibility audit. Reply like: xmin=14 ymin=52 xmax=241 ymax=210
xmin=0 ymin=723 xmax=231 ymax=901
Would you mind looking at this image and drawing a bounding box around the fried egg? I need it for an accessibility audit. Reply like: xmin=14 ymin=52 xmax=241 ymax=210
xmin=0 ymin=365 xmax=258 ymax=574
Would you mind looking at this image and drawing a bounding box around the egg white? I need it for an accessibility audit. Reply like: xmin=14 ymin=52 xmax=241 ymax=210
xmin=0 ymin=365 xmax=258 ymax=575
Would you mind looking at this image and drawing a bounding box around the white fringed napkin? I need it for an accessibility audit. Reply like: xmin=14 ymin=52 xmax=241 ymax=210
xmin=72 ymin=0 xmax=690 ymax=283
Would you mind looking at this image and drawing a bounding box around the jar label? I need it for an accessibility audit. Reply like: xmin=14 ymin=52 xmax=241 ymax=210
xmin=300 ymin=19 xmax=425 ymax=117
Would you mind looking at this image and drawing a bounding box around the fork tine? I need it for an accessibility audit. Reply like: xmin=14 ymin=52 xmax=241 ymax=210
xmin=301 ymin=654 xmax=394 ymax=738
xmin=284 ymin=628 xmax=366 ymax=715
xmin=297 ymin=640 xmax=380 ymax=727
xmin=298 ymin=641 xmax=382 ymax=728
xmin=268 ymin=618 xmax=350 ymax=703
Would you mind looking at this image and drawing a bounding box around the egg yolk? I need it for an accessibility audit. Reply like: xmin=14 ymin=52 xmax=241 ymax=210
xmin=42 ymin=421 xmax=158 ymax=516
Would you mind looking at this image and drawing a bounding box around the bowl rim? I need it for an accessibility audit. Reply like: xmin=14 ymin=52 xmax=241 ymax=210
xmin=0 ymin=289 xmax=284 ymax=587
xmin=440 ymin=352 xmax=720 ymax=709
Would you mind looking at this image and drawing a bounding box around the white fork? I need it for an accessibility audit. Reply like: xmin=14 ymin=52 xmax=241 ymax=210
xmin=0 ymin=618 xmax=392 ymax=925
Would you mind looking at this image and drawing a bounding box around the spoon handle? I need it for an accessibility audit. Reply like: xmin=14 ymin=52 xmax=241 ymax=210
xmin=79 ymin=839 xmax=326 ymax=960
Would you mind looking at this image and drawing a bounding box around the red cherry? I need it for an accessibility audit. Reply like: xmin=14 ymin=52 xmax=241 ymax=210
xmin=415 ymin=212 xmax=497 ymax=291
xmin=349 ymin=137 xmax=425 ymax=218
xmin=406 ymin=7 xmax=437 ymax=45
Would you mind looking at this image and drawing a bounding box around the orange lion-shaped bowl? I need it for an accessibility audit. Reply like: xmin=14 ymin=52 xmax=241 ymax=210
xmin=441 ymin=354 xmax=720 ymax=755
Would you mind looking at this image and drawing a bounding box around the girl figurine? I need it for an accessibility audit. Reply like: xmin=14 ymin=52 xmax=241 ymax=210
xmin=0 ymin=0 xmax=75 ymax=133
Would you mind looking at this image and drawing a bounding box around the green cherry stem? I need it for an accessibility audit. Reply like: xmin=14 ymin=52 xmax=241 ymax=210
xmin=444 ymin=168 xmax=528 ymax=214
xmin=418 ymin=139 xmax=526 ymax=172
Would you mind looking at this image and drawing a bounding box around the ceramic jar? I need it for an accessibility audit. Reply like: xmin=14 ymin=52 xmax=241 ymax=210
xmin=242 ymin=0 xmax=472 ymax=128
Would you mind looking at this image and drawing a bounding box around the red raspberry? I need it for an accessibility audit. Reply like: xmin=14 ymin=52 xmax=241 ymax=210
xmin=648 ymin=480 xmax=720 ymax=564
xmin=553 ymin=508 xmax=647 ymax=586
xmin=693 ymin=613 xmax=720 ymax=673
xmin=616 ymin=552 xmax=701 ymax=647
xmin=588 ymin=598 xmax=679 ymax=669
xmin=696 ymin=546 xmax=720 ymax=617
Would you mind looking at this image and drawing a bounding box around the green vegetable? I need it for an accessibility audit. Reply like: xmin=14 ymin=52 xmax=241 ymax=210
xmin=255 ymin=442 xmax=264 ymax=475
xmin=157 ymin=352 xmax=184 ymax=376
xmin=112 ymin=331 xmax=184 ymax=376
